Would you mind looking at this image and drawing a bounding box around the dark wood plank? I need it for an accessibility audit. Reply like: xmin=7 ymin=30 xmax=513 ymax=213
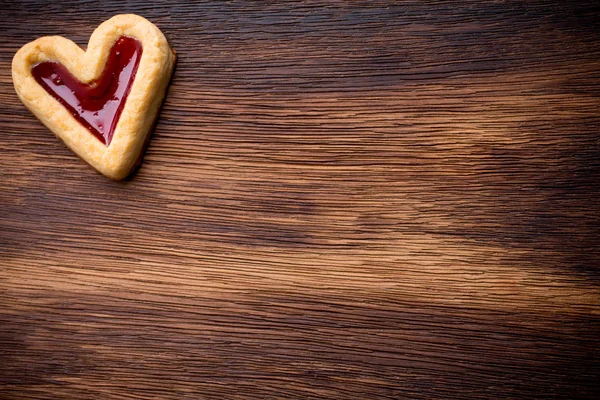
xmin=1 ymin=1 xmax=599 ymax=399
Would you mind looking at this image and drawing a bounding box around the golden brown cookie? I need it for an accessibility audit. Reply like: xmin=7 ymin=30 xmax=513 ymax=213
xmin=12 ymin=14 xmax=176 ymax=180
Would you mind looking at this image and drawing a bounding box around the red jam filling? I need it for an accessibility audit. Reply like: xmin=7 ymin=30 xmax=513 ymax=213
xmin=31 ymin=36 xmax=143 ymax=146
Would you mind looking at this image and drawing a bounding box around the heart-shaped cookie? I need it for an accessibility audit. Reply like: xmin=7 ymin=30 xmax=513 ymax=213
xmin=12 ymin=14 xmax=176 ymax=180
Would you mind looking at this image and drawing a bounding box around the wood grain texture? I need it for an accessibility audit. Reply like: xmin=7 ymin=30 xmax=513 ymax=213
xmin=1 ymin=1 xmax=599 ymax=399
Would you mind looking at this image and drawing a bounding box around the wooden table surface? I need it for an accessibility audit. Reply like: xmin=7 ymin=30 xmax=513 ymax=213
xmin=1 ymin=1 xmax=599 ymax=399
